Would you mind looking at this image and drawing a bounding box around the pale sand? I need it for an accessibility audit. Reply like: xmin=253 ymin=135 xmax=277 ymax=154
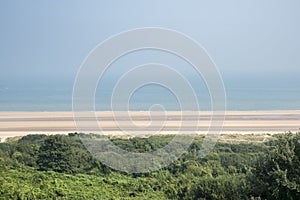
xmin=0 ymin=111 xmax=300 ymax=141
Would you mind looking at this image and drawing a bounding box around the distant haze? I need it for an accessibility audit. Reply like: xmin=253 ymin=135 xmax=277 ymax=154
xmin=0 ymin=1 xmax=300 ymax=111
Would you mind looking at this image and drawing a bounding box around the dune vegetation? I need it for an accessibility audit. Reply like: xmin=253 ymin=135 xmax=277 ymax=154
xmin=0 ymin=133 xmax=299 ymax=199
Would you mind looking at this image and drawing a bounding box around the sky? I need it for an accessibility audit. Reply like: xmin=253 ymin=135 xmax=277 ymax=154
xmin=0 ymin=0 xmax=300 ymax=90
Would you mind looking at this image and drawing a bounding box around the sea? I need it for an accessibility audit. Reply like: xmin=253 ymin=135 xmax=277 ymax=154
xmin=2 ymin=49 xmax=300 ymax=112
xmin=0 ymin=82 xmax=299 ymax=111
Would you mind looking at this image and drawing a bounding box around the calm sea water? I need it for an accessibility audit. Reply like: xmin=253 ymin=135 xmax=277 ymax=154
xmin=0 ymin=84 xmax=299 ymax=111
xmin=2 ymin=49 xmax=299 ymax=111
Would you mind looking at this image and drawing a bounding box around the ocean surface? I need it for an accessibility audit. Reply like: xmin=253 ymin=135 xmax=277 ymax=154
xmin=2 ymin=49 xmax=300 ymax=112
xmin=0 ymin=84 xmax=299 ymax=111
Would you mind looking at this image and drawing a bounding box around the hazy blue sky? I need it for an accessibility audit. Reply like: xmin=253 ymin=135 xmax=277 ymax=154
xmin=1 ymin=0 xmax=300 ymax=89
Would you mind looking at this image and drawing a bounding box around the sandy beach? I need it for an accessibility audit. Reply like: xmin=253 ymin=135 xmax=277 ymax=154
xmin=0 ymin=110 xmax=300 ymax=141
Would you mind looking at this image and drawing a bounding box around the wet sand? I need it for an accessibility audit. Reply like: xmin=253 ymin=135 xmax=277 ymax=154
xmin=0 ymin=110 xmax=300 ymax=141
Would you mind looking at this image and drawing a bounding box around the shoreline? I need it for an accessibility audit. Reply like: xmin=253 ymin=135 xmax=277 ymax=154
xmin=0 ymin=110 xmax=299 ymax=141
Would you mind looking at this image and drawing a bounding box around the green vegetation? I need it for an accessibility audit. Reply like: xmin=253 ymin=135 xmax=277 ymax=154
xmin=0 ymin=133 xmax=299 ymax=199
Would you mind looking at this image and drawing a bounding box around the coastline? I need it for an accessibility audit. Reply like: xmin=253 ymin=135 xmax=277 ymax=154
xmin=0 ymin=110 xmax=300 ymax=141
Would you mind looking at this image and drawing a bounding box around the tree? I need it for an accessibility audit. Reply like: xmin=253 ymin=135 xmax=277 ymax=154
xmin=37 ymin=135 xmax=76 ymax=173
xmin=250 ymin=133 xmax=300 ymax=199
